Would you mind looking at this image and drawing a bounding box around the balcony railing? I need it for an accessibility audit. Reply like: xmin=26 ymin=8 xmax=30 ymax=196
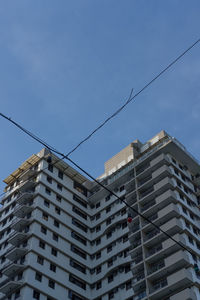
xmin=151 ymin=278 xmax=168 ymax=292
xmin=139 ymin=187 xmax=154 ymax=199
xmin=133 ymin=290 xmax=147 ymax=300
xmin=132 ymin=255 xmax=143 ymax=265
xmin=133 ymin=272 xmax=145 ymax=283
xmin=141 ymin=200 xmax=156 ymax=212
xmin=144 ymin=229 xmax=160 ymax=242
xmin=129 ymin=239 xmax=141 ymax=250
xmin=138 ymin=175 xmax=152 ymax=187
xmin=148 ymin=261 xmax=165 ymax=275
xmin=147 ymin=244 xmax=162 ymax=257
xmin=15 ymin=192 xmax=34 ymax=205
xmin=129 ymin=225 xmax=140 ymax=235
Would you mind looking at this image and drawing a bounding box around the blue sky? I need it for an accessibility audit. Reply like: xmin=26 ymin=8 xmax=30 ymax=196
xmin=0 ymin=0 xmax=199 ymax=192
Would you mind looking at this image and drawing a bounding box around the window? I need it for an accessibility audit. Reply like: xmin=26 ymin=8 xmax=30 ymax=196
xmin=106 ymin=218 xmax=111 ymax=225
xmin=105 ymin=195 xmax=111 ymax=202
xmin=33 ymin=290 xmax=40 ymax=299
xmin=72 ymin=206 xmax=87 ymax=220
xmin=55 ymin=206 xmax=60 ymax=215
xmin=56 ymin=195 xmax=62 ymax=202
xmin=50 ymin=263 xmax=56 ymax=272
xmin=17 ymin=272 xmax=23 ymax=280
xmin=73 ymin=195 xmax=87 ymax=208
xmin=37 ymin=256 xmax=44 ymax=265
xmin=57 ymin=183 xmax=62 ymax=191
xmin=108 ymin=274 xmax=113 ymax=283
xmin=107 ymin=259 xmax=113 ymax=267
xmin=96 ymin=252 xmax=101 ymax=259
xmin=96 ymin=281 xmax=101 ymax=290
xmin=96 ymin=202 xmax=100 ymax=208
xmin=119 ymin=185 xmax=125 ymax=192
xmin=96 ymin=238 xmax=101 ymax=246
xmin=96 ymin=225 xmax=101 ymax=232
xmin=45 ymin=188 xmax=51 ymax=195
xmin=122 ymin=221 xmax=127 ymax=229
xmin=35 ymin=272 xmax=42 ymax=282
xmin=107 ymin=245 xmax=112 ymax=253
xmin=123 ymin=234 xmax=128 ymax=243
xmin=39 ymin=240 xmax=45 ymax=249
xmin=74 ymin=181 xmax=87 ymax=196
xmin=71 ymin=244 xmax=87 ymax=259
xmin=54 ymin=220 xmax=60 ymax=228
xmin=70 ymin=259 xmax=86 ymax=274
xmin=189 ymin=236 xmax=194 ymax=245
xmin=71 ymin=231 xmax=87 ymax=245
xmin=48 ymin=279 xmax=55 ymax=289
xmin=183 ymin=207 xmax=187 ymax=214
xmin=106 ymin=206 xmax=111 ymax=213
xmin=126 ymin=280 xmax=132 ymax=290
xmin=15 ymin=290 xmax=20 ymax=299
xmin=51 ymin=247 xmax=57 ymax=256
xmin=107 ymin=231 xmax=112 ymax=239
xmin=47 ymin=176 xmax=52 ymax=184
xmin=42 ymin=213 xmax=48 ymax=221
xmin=41 ymin=226 xmax=47 ymax=235
xmin=96 ymin=213 xmax=100 ymax=220
xmin=69 ymin=274 xmax=86 ymax=290
xmin=96 ymin=266 xmax=101 ymax=274
xmin=44 ymin=200 xmax=50 ymax=208
xmin=68 ymin=290 xmax=86 ymax=300
xmin=72 ymin=218 xmax=88 ymax=233
xmin=58 ymin=170 xmax=63 ymax=179
xmin=53 ymin=233 xmax=58 ymax=242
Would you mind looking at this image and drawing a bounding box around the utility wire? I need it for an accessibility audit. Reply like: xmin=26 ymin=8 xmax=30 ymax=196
xmin=66 ymin=38 xmax=200 ymax=157
xmin=0 ymin=113 xmax=197 ymax=258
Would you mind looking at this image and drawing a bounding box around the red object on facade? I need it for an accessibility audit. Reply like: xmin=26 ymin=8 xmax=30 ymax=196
xmin=127 ymin=217 xmax=132 ymax=223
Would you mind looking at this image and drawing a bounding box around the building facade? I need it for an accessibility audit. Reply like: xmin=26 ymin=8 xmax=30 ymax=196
xmin=0 ymin=130 xmax=200 ymax=300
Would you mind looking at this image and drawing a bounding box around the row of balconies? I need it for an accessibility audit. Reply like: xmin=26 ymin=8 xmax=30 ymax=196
xmin=131 ymin=266 xmax=196 ymax=300
xmin=0 ymin=182 xmax=35 ymax=298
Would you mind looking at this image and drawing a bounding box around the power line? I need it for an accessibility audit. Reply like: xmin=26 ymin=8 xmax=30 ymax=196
xmin=66 ymin=38 xmax=200 ymax=157
xmin=0 ymin=112 xmax=197 ymax=258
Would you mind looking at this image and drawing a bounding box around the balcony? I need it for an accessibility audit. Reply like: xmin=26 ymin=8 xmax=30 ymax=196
xmin=19 ymin=168 xmax=37 ymax=181
xmin=149 ymin=268 xmax=193 ymax=299
xmin=126 ymin=192 xmax=137 ymax=206
xmin=8 ymin=232 xmax=29 ymax=246
xmin=129 ymin=239 xmax=142 ymax=253
xmin=125 ymin=178 xmax=136 ymax=194
xmin=16 ymin=192 xmax=34 ymax=205
xmin=141 ymin=200 xmax=156 ymax=212
xmin=132 ymin=272 xmax=145 ymax=284
xmin=144 ymin=229 xmax=160 ymax=242
xmin=0 ymin=280 xmax=23 ymax=295
xmin=13 ymin=204 xmax=34 ymax=218
xmin=138 ymin=175 xmax=152 ymax=187
xmin=11 ymin=217 xmax=32 ymax=231
xmin=5 ymin=246 xmax=28 ymax=261
xmin=18 ymin=180 xmax=35 ymax=193
xmin=128 ymin=225 xmax=140 ymax=235
xmin=150 ymin=278 xmax=168 ymax=294
xmin=133 ymin=290 xmax=147 ymax=300
xmin=139 ymin=187 xmax=154 ymax=200
xmin=132 ymin=255 xmax=143 ymax=266
xmin=146 ymin=244 xmax=163 ymax=258
xmin=2 ymin=262 xmax=25 ymax=277
xmin=148 ymin=261 xmax=165 ymax=275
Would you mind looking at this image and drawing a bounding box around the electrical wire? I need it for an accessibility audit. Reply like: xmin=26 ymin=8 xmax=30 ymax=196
xmin=0 ymin=112 xmax=198 ymax=258
xmin=65 ymin=38 xmax=200 ymax=157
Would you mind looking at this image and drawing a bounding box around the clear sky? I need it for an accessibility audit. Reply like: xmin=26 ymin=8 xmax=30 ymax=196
xmin=0 ymin=0 xmax=199 ymax=192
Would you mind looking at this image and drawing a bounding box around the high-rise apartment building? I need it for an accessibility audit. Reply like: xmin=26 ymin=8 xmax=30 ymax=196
xmin=0 ymin=130 xmax=200 ymax=300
